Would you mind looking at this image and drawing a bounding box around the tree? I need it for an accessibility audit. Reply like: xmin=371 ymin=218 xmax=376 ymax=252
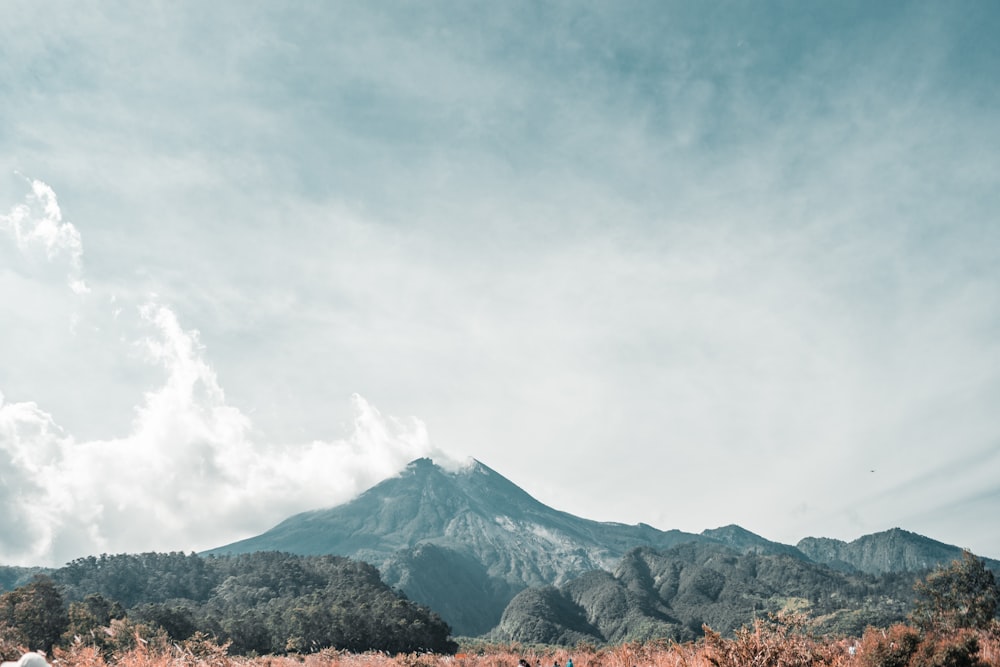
xmin=64 ymin=593 xmax=125 ymax=647
xmin=130 ymin=602 xmax=197 ymax=640
xmin=910 ymin=550 xmax=999 ymax=632
xmin=0 ymin=576 xmax=69 ymax=652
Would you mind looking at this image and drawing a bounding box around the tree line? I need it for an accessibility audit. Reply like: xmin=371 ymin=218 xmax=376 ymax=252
xmin=0 ymin=551 xmax=457 ymax=656
xmin=1 ymin=549 xmax=996 ymax=660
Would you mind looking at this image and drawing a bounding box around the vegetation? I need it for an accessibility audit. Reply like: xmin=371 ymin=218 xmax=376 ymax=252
xmin=494 ymin=544 xmax=924 ymax=645
xmin=0 ymin=621 xmax=993 ymax=667
xmin=910 ymin=551 xmax=999 ymax=633
xmin=0 ymin=549 xmax=998 ymax=667
xmin=0 ymin=576 xmax=67 ymax=652
xmin=0 ymin=552 xmax=455 ymax=656
xmin=0 ymin=567 xmax=47 ymax=593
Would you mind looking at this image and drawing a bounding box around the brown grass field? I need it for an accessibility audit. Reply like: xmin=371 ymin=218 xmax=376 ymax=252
xmin=35 ymin=621 xmax=1000 ymax=667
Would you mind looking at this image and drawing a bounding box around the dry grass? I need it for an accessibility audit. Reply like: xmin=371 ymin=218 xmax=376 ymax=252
xmin=972 ymin=624 xmax=1000 ymax=667
xmin=29 ymin=624 xmax=1000 ymax=667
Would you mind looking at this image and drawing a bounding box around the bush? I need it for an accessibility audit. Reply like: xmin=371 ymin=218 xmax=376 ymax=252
xmin=910 ymin=631 xmax=984 ymax=667
xmin=703 ymin=613 xmax=831 ymax=667
xmin=859 ymin=624 xmax=921 ymax=667
xmin=858 ymin=623 xmax=990 ymax=667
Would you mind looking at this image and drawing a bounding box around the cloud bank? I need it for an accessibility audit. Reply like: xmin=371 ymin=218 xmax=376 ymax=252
xmin=0 ymin=180 xmax=438 ymax=567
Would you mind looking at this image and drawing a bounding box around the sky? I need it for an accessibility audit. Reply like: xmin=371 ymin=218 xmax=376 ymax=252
xmin=1 ymin=1 xmax=999 ymax=568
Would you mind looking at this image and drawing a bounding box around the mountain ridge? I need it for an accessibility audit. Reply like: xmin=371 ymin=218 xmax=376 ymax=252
xmin=206 ymin=457 xmax=999 ymax=637
xmin=208 ymin=457 xmax=711 ymax=634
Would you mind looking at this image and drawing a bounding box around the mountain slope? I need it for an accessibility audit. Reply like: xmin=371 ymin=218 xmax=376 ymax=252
xmin=210 ymin=458 xmax=705 ymax=579
xmin=207 ymin=458 xmax=708 ymax=635
xmin=207 ymin=458 xmax=999 ymax=639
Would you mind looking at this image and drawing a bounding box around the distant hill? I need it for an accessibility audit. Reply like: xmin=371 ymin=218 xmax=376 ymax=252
xmin=0 ymin=565 xmax=48 ymax=592
xmin=206 ymin=457 xmax=999 ymax=639
xmin=796 ymin=528 xmax=1000 ymax=574
xmin=701 ymin=525 xmax=811 ymax=560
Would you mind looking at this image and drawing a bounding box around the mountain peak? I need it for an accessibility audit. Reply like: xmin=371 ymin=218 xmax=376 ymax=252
xmin=403 ymin=455 xmax=490 ymax=477
xmin=403 ymin=457 xmax=438 ymax=472
xmin=701 ymin=524 xmax=809 ymax=560
xmin=206 ymin=455 xmax=707 ymax=635
xmin=703 ymin=524 xmax=760 ymax=539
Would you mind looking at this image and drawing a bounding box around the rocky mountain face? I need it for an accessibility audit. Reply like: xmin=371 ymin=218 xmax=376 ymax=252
xmin=492 ymin=541 xmax=918 ymax=645
xmin=207 ymin=457 xmax=999 ymax=639
xmin=796 ymin=528 xmax=1000 ymax=574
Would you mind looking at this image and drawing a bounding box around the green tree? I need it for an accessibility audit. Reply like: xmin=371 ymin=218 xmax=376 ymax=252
xmin=130 ymin=602 xmax=197 ymax=640
xmin=64 ymin=593 xmax=125 ymax=644
xmin=910 ymin=550 xmax=999 ymax=632
xmin=0 ymin=576 xmax=69 ymax=652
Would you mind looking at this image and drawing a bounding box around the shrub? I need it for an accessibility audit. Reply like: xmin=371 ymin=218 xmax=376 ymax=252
xmin=909 ymin=631 xmax=985 ymax=667
xmin=857 ymin=623 xmax=991 ymax=667
xmin=703 ymin=613 xmax=830 ymax=667
xmin=858 ymin=624 xmax=921 ymax=667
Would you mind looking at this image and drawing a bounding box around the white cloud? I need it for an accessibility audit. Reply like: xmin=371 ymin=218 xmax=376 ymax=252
xmin=0 ymin=296 xmax=436 ymax=566
xmin=0 ymin=176 xmax=89 ymax=293
xmin=0 ymin=393 xmax=73 ymax=557
xmin=0 ymin=178 xmax=441 ymax=566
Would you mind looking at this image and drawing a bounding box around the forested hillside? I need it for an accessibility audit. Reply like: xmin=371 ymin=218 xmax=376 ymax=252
xmin=0 ymin=552 xmax=456 ymax=655
xmin=0 ymin=565 xmax=46 ymax=591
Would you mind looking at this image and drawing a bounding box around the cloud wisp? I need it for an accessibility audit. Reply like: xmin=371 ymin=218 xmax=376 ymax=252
xmin=0 ymin=176 xmax=88 ymax=294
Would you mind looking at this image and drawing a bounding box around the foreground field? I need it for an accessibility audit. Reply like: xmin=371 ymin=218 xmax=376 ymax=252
xmin=38 ymin=621 xmax=1000 ymax=667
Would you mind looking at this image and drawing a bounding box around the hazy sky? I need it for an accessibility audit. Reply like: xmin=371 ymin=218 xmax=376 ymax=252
xmin=2 ymin=1 xmax=999 ymax=567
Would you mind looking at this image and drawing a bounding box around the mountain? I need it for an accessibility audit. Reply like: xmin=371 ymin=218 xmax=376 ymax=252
xmin=0 ymin=565 xmax=47 ymax=591
xmin=492 ymin=541 xmax=918 ymax=644
xmin=797 ymin=528 xmax=1000 ymax=574
xmin=207 ymin=458 xmax=709 ymax=635
xmin=207 ymin=457 xmax=999 ymax=639
xmin=701 ymin=525 xmax=811 ymax=560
